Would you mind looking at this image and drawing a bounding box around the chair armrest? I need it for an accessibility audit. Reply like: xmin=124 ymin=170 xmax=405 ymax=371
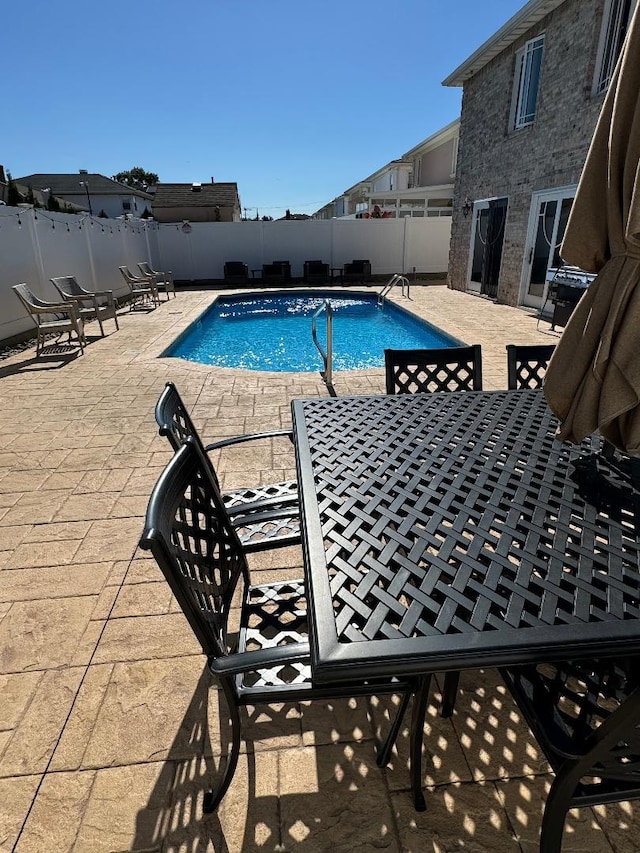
xmin=208 ymin=641 xmax=310 ymax=676
xmin=204 ymin=428 xmax=293 ymax=451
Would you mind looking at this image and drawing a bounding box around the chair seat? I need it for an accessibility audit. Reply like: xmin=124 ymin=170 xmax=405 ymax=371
xmin=223 ymin=480 xmax=299 ymax=549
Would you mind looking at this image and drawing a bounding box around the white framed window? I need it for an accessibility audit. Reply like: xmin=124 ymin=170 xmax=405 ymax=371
xmin=511 ymin=35 xmax=545 ymax=130
xmin=594 ymin=0 xmax=638 ymax=94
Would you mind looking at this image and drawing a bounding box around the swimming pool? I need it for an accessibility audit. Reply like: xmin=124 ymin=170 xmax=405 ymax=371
xmin=163 ymin=290 xmax=461 ymax=372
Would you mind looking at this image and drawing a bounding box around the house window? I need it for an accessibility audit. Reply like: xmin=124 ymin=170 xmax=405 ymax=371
xmin=594 ymin=0 xmax=637 ymax=94
xmin=512 ymin=35 xmax=545 ymax=130
xmin=122 ymin=201 xmax=131 ymax=211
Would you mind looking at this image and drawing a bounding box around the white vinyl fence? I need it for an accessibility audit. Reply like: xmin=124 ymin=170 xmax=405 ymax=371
xmin=0 ymin=206 xmax=451 ymax=343
xmin=156 ymin=216 xmax=451 ymax=282
xmin=0 ymin=207 xmax=160 ymax=343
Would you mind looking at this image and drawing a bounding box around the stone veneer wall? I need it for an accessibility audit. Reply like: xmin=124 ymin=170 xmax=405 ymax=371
xmin=448 ymin=0 xmax=608 ymax=306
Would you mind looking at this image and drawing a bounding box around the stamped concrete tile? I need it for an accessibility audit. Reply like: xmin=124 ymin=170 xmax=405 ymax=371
xmin=300 ymin=696 xmax=374 ymax=748
xmin=279 ymin=742 xmax=400 ymax=851
xmin=393 ymin=781 xmax=521 ymax=852
xmin=4 ymin=539 xmax=82 ymax=570
xmin=111 ymin=581 xmax=172 ymax=618
xmin=0 ymin=672 xmax=43 ymax=731
xmin=93 ymin=613 xmax=200 ymax=663
xmin=73 ymin=518 xmax=142 ymax=563
xmin=0 ymin=469 xmax=50 ymax=494
xmin=15 ymin=770 xmax=95 ymax=853
xmin=0 ymin=563 xmax=111 ymax=601
xmin=0 ymin=525 xmax=31 ymax=551
xmin=54 ymin=492 xmax=120 ymax=523
xmin=20 ymin=520 xmax=91 ymax=543
xmin=498 ymin=775 xmax=614 ymax=852
xmin=0 ymin=775 xmax=42 ymax=852
xmin=72 ymin=762 xmax=168 ymax=852
xmin=446 ymin=669 xmax=550 ymax=781
xmin=2 ymin=490 xmax=70 ymax=526
xmin=50 ymin=663 xmax=114 ymax=771
xmin=593 ymin=800 xmax=640 ymax=852
xmin=0 ymin=597 xmax=96 ymax=673
xmin=161 ymin=751 xmax=281 ymax=853
xmin=370 ymin=692 xmax=473 ymax=790
xmin=81 ymin=656 xmax=208 ymax=768
xmin=0 ymin=667 xmax=84 ymax=777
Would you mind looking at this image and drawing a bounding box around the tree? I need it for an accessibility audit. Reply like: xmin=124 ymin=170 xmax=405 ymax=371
xmin=111 ymin=167 xmax=159 ymax=190
xmin=6 ymin=172 xmax=23 ymax=206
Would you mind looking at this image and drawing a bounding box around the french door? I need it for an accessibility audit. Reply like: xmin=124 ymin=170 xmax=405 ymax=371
xmin=468 ymin=197 xmax=508 ymax=299
xmin=520 ymin=187 xmax=576 ymax=309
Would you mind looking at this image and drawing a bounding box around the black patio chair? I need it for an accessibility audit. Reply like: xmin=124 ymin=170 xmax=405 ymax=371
xmin=223 ymin=261 xmax=249 ymax=284
xmin=384 ymin=344 xmax=483 ymax=718
xmin=506 ymin=343 xmax=556 ymax=389
xmin=303 ymin=260 xmax=330 ymax=284
xmin=155 ymin=381 xmax=299 ymax=551
xmin=342 ymin=259 xmax=371 ymax=283
xmin=384 ymin=345 xmax=483 ymax=395
xmin=501 ymin=659 xmax=640 ymax=852
xmin=261 ymin=260 xmax=291 ymax=284
xmin=139 ymin=438 xmax=426 ymax=812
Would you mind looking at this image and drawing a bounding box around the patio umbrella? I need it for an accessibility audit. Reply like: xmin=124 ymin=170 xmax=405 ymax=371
xmin=544 ymin=4 xmax=640 ymax=454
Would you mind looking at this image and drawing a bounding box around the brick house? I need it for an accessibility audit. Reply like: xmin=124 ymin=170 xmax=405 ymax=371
xmin=443 ymin=0 xmax=637 ymax=310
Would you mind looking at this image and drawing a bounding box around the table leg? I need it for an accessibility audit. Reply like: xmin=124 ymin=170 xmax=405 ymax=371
xmin=410 ymin=675 xmax=430 ymax=811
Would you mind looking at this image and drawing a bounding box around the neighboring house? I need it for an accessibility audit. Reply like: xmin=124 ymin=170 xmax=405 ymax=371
xmin=152 ymin=180 xmax=241 ymax=223
xmin=13 ymin=170 xmax=153 ymax=218
xmin=443 ymin=0 xmax=637 ymax=309
xmin=314 ymin=119 xmax=459 ymax=220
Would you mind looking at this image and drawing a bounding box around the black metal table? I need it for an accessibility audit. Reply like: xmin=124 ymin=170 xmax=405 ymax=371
xmin=292 ymin=390 xmax=640 ymax=804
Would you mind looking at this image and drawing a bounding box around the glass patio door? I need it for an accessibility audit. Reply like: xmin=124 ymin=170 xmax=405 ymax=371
xmin=468 ymin=197 xmax=508 ymax=299
xmin=520 ymin=188 xmax=575 ymax=309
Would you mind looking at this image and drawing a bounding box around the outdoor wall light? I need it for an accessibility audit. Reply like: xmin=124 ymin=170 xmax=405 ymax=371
xmin=462 ymin=197 xmax=473 ymax=218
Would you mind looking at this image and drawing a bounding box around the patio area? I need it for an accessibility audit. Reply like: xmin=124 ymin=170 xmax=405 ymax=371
xmin=1 ymin=284 xmax=637 ymax=852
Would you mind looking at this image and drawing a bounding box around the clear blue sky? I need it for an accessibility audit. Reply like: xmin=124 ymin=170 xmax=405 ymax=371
xmin=5 ymin=1 xmax=525 ymax=217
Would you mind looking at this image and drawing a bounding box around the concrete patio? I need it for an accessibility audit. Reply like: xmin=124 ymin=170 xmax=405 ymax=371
xmin=1 ymin=285 xmax=637 ymax=852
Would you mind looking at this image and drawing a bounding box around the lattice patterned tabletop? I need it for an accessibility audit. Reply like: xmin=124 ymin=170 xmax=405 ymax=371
xmin=292 ymin=390 xmax=640 ymax=682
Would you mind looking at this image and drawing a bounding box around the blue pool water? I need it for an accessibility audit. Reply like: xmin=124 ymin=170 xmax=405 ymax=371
xmin=164 ymin=291 xmax=460 ymax=372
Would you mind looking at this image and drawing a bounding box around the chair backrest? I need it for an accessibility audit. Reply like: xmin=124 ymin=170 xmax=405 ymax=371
xmin=506 ymin=344 xmax=556 ymax=389
xmin=118 ymin=265 xmax=144 ymax=287
xmin=155 ymin=382 xmax=221 ymax=488
xmin=224 ymin=261 xmax=247 ymax=276
xmin=51 ymin=276 xmax=84 ymax=299
xmin=385 ymin=345 xmax=483 ymax=394
xmin=304 ymin=260 xmax=327 ymax=273
xmin=139 ymin=438 xmax=248 ymax=659
xmin=12 ymin=283 xmax=41 ymax=314
xmin=138 ymin=261 xmax=153 ymax=276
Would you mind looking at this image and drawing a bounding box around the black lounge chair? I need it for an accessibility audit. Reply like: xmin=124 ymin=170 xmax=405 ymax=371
xmin=223 ymin=261 xmax=249 ymax=284
xmin=154 ymin=381 xmax=299 ymax=551
xmin=506 ymin=343 xmax=555 ymax=389
xmin=261 ymin=260 xmax=291 ymax=285
xmin=384 ymin=345 xmax=483 ymax=395
xmin=342 ymin=259 xmax=371 ymax=283
xmin=303 ymin=260 xmax=330 ymax=284
xmin=139 ymin=437 xmax=423 ymax=812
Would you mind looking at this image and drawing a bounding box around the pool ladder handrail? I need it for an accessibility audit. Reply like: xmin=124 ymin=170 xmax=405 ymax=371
xmin=378 ymin=273 xmax=411 ymax=306
xmin=311 ymin=299 xmax=333 ymax=386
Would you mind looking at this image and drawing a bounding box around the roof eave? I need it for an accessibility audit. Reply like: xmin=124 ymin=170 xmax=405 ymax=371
xmin=442 ymin=0 xmax=566 ymax=86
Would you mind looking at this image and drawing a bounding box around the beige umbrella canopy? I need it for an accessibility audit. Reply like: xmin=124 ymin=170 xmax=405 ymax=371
xmin=544 ymin=4 xmax=640 ymax=454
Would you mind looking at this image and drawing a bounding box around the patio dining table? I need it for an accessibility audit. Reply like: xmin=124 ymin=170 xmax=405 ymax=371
xmin=291 ymin=388 xmax=640 ymax=809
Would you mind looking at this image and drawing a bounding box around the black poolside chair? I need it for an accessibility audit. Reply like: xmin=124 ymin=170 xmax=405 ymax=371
xmin=155 ymin=381 xmax=299 ymax=551
xmin=506 ymin=343 xmax=556 ymax=389
xmin=501 ymin=659 xmax=640 ymax=852
xmin=342 ymin=259 xmax=372 ymax=283
xmin=384 ymin=345 xmax=483 ymax=395
xmin=223 ymin=261 xmax=249 ymax=284
xmin=303 ymin=260 xmax=330 ymax=284
xmin=261 ymin=260 xmax=291 ymax=285
xmin=139 ymin=437 xmax=425 ymax=812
